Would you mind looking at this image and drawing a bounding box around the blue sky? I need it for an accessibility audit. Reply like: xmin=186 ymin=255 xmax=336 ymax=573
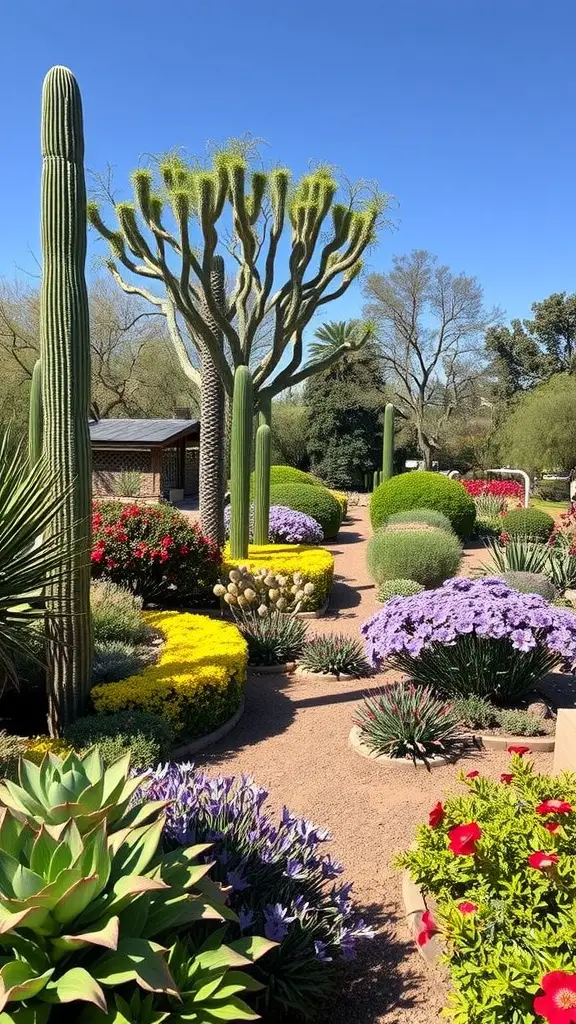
xmin=1 ymin=0 xmax=575 ymax=326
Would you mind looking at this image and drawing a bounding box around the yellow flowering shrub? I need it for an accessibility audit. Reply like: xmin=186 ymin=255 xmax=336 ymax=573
xmin=25 ymin=737 xmax=72 ymax=763
xmin=91 ymin=611 xmax=248 ymax=740
xmin=223 ymin=544 xmax=334 ymax=611
xmin=328 ymin=490 xmax=348 ymax=517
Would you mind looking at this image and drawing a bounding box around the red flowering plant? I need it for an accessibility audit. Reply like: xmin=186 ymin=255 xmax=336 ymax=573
xmin=399 ymin=755 xmax=576 ymax=1022
xmin=91 ymin=500 xmax=221 ymax=605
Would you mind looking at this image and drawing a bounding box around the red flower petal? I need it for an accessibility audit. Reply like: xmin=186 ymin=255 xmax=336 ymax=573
xmin=428 ymin=801 xmax=445 ymax=828
xmin=534 ymin=971 xmax=576 ymax=1021
xmin=536 ymin=799 xmax=573 ymax=816
xmin=448 ymin=822 xmax=482 ymax=856
xmin=544 ymin=822 xmax=560 ymax=834
xmin=508 ymin=745 xmax=531 ymax=755
xmin=528 ymin=851 xmax=559 ymax=870
xmin=466 ymin=770 xmax=480 ymax=779
xmin=457 ymin=901 xmax=478 ymax=914
xmin=500 ymin=773 xmax=513 ymax=785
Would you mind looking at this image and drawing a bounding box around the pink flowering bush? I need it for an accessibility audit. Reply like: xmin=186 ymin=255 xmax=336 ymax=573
xmin=462 ymin=478 xmax=524 ymax=500
xmin=91 ymin=500 xmax=221 ymax=605
xmin=400 ymin=756 xmax=576 ymax=1022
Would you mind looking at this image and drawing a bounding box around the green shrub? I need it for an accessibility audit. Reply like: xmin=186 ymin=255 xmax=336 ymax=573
xmin=536 ymin=477 xmax=570 ymax=502
xmin=377 ymin=579 xmax=425 ymax=602
xmin=354 ymin=682 xmax=462 ymax=764
xmin=252 ymin=465 xmax=320 ymax=489
xmin=385 ymin=507 xmax=455 ymax=534
xmin=64 ymin=709 xmax=174 ymax=768
xmin=269 ymin=483 xmax=343 ymax=539
xmin=367 ymin=527 xmax=462 ymax=588
xmin=399 ymin=758 xmax=576 ymax=1022
xmin=501 ymin=570 xmax=557 ymax=601
xmin=502 ymin=507 xmax=555 ymax=541
xmin=91 ymin=580 xmax=154 ymax=645
xmin=498 ymin=708 xmax=547 ymax=736
xmin=299 ymin=634 xmax=370 ymax=678
xmin=370 ymin=471 xmax=476 ymax=538
xmin=453 ymin=695 xmax=498 ymax=730
xmin=473 ymin=515 xmax=504 ymax=539
xmin=92 ymin=640 xmax=147 ymax=684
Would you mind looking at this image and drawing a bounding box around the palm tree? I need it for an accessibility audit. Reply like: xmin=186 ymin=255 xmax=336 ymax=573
xmin=307 ymin=320 xmax=368 ymax=364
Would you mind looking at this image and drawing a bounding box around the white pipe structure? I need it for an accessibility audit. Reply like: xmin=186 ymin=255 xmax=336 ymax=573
xmin=487 ymin=468 xmax=530 ymax=508
xmin=447 ymin=470 xmax=460 ymax=479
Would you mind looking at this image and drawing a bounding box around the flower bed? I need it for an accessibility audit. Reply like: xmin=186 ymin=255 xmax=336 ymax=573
xmin=462 ymin=478 xmax=524 ymax=500
xmin=223 ymin=544 xmax=335 ymax=612
xmin=400 ymin=756 xmax=576 ymax=1022
xmin=91 ymin=611 xmax=248 ymax=739
xmin=224 ymin=504 xmax=324 ymax=545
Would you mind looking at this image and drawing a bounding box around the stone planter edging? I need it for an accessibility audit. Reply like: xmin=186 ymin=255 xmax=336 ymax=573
xmin=294 ymin=666 xmax=357 ymax=683
xmin=477 ymin=732 xmax=555 ymax=752
xmin=348 ymin=726 xmax=452 ymax=769
xmin=248 ymin=662 xmax=296 ymax=676
xmin=171 ymin=700 xmax=245 ymax=759
xmin=296 ymin=597 xmax=330 ymax=620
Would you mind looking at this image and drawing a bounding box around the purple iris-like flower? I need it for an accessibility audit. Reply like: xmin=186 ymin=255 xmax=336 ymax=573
xmin=314 ymin=940 xmax=333 ymax=962
xmin=263 ymin=903 xmax=296 ymax=942
xmin=239 ymin=907 xmax=256 ymax=932
xmin=227 ymin=867 xmax=250 ymax=892
xmin=321 ymin=856 xmax=345 ymax=880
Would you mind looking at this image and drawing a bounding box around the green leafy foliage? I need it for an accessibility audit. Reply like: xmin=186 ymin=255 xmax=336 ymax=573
xmin=255 ymin=465 xmax=320 ymax=488
xmin=501 ymin=570 xmax=557 ymax=601
xmin=453 ymin=695 xmax=498 ymax=730
xmin=0 ymin=732 xmax=29 ymax=781
xmin=367 ymin=527 xmax=463 ymax=588
xmin=92 ymin=641 xmax=147 ymax=685
xmin=497 ymin=372 xmax=576 ymax=472
xmin=269 ymin=483 xmax=342 ymax=539
xmin=502 ymin=507 xmax=555 ymax=541
xmin=399 ymin=757 xmax=576 ymax=1023
xmin=377 ymin=579 xmax=425 ymax=602
xmin=238 ymin=609 xmax=308 ymax=666
xmin=91 ymin=582 xmax=153 ymax=646
xmin=498 ymin=708 xmax=547 ymax=736
xmin=355 ymin=682 xmax=462 ymax=764
xmin=64 ymin=711 xmax=174 ymax=770
xmin=536 ymin=477 xmax=570 ymax=502
xmin=385 ymin=507 xmax=455 ymax=534
xmin=473 ymin=516 xmax=503 ymax=540
xmin=370 ymin=471 xmax=476 ymax=538
xmin=299 ymin=634 xmax=370 ymax=678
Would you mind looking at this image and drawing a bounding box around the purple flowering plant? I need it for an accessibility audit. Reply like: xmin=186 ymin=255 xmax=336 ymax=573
xmin=224 ymin=504 xmax=324 ymax=545
xmin=143 ymin=762 xmax=373 ymax=1020
xmin=361 ymin=576 xmax=576 ymax=703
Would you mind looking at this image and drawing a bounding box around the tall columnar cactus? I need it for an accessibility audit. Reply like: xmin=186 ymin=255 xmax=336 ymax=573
xmin=229 ymin=366 xmax=253 ymax=558
xmin=382 ymin=403 xmax=395 ymax=481
xmin=373 ymin=469 xmax=379 ymax=492
xmin=28 ymin=358 xmax=43 ymax=465
xmin=199 ymin=255 xmax=226 ymax=545
xmin=253 ymin=423 xmax=271 ymax=545
xmin=40 ymin=66 xmax=92 ymax=733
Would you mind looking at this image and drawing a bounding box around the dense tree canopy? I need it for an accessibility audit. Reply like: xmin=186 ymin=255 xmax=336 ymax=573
xmin=497 ymin=373 xmax=576 ymax=474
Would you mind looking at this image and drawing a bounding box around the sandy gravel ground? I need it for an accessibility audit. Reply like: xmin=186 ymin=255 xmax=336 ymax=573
xmin=194 ymin=506 xmax=553 ymax=1023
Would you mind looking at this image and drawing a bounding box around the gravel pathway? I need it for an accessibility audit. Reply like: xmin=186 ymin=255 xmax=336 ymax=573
xmin=194 ymin=506 xmax=553 ymax=1023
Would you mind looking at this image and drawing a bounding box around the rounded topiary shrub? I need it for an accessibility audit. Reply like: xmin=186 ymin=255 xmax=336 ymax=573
xmin=385 ymin=507 xmax=455 ymax=534
xmin=501 ymin=507 xmax=555 ymax=541
xmin=501 ymin=570 xmax=557 ymax=602
xmin=367 ymin=526 xmax=463 ymax=588
xmin=370 ymin=471 xmax=476 ymax=539
xmin=377 ymin=579 xmax=425 ymax=603
xmin=269 ymin=483 xmax=342 ymax=539
xmin=251 ymin=465 xmax=320 ymax=490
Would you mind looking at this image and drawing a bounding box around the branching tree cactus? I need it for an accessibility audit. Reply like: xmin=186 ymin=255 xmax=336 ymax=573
xmin=88 ymin=152 xmax=386 ymax=553
xmin=28 ymin=358 xmax=43 ymax=465
xmin=40 ymin=66 xmax=92 ymax=732
xmin=229 ymin=366 xmax=253 ymax=557
xmin=382 ymin=402 xmax=395 ymax=481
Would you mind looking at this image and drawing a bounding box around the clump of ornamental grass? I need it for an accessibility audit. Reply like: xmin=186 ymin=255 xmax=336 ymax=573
xmin=361 ymin=577 xmax=576 ymax=704
xmin=214 ymin=567 xmax=313 ymax=665
xmin=354 ymin=682 xmax=462 ymax=766
xmin=144 ymin=762 xmax=374 ymax=1022
xmin=299 ymin=633 xmax=370 ymax=678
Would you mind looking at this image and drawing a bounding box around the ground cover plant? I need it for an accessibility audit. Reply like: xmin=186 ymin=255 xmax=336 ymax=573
xmin=367 ymin=526 xmax=463 ymax=588
xmin=370 ymin=471 xmax=476 ymax=538
xmin=385 ymin=507 xmax=455 ymax=533
xmin=224 ymin=504 xmax=324 ymax=545
xmin=400 ymin=756 xmax=576 ymax=1023
xmin=145 ymin=761 xmax=374 ymax=1020
xmin=268 ymin=483 xmax=343 ymax=540
xmin=355 ymin=682 xmax=462 ymax=765
xmin=501 ymin=570 xmax=557 ymax=601
xmin=377 ymin=578 xmax=424 ymax=602
xmin=361 ymin=576 xmax=576 ymax=703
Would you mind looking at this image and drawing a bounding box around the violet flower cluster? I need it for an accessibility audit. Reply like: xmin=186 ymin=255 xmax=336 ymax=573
xmin=143 ymin=762 xmax=373 ymax=1019
xmin=362 ymin=576 xmax=576 ymax=665
xmin=224 ymin=504 xmax=323 ymax=545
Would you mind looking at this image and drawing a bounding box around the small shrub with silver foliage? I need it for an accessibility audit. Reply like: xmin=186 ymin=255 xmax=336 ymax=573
xmin=299 ymin=633 xmax=370 ymax=678
xmin=377 ymin=578 xmax=424 ymax=603
xmin=354 ymin=682 xmax=462 ymax=765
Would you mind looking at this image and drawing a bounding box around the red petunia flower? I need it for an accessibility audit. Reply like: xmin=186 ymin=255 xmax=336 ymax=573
xmin=91 ymin=548 xmax=105 ymax=563
xmin=428 ymin=802 xmax=445 ymax=828
xmin=536 ymin=799 xmax=573 ymax=816
xmin=448 ymin=822 xmax=482 ymax=856
xmin=528 ymin=851 xmax=559 ymax=870
xmin=457 ymin=901 xmax=478 ymax=914
xmin=500 ymin=773 xmax=513 ymax=785
xmin=416 ymin=909 xmax=438 ymax=947
xmin=544 ymin=822 xmax=560 ymax=834
xmin=179 ymin=545 xmax=189 ymax=555
xmin=466 ymin=770 xmax=480 ymax=779
xmin=161 ymin=535 xmax=174 ymax=548
xmin=508 ymin=745 xmax=531 ymax=756
xmin=534 ymin=971 xmax=576 ymax=1022
xmin=105 ymin=557 xmax=118 ymax=569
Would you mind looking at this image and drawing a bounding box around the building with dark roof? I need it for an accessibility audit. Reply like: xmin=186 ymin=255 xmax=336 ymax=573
xmin=90 ymin=418 xmax=200 ymax=500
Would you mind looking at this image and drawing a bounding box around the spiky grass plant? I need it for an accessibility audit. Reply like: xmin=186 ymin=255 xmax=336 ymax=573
xmin=299 ymin=634 xmax=370 ymax=678
xmin=240 ymin=609 xmax=308 ymax=666
xmin=354 ymin=682 xmax=462 ymax=765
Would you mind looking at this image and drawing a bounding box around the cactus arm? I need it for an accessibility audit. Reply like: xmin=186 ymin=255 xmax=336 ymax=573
xmin=229 ymin=366 xmax=253 ymax=559
xmin=28 ymin=358 xmax=43 ymax=465
xmin=40 ymin=65 xmax=92 ymax=732
xmin=253 ymin=423 xmax=271 ymax=546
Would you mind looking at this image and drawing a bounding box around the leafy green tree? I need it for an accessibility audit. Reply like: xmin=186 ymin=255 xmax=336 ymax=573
xmin=305 ymin=340 xmax=386 ymax=488
xmin=497 ymin=373 xmax=576 ymax=474
xmin=270 ymin=394 xmax=309 ymax=469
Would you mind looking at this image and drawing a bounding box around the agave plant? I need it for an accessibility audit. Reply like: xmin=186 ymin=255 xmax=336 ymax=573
xmin=299 ymin=634 xmax=370 ymax=678
xmin=0 ymin=749 xmax=274 ymax=1021
xmin=478 ymin=536 xmax=551 ymax=575
xmin=0 ymin=433 xmax=70 ymax=690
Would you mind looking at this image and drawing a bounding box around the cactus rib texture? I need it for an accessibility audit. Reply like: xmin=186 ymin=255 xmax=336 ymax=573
xmin=253 ymin=423 xmax=271 ymax=545
xmin=28 ymin=358 xmax=43 ymax=465
xmin=382 ymin=402 xmax=395 ymax=481
xmin=40 ymin=66 xmax=92 ymax=733
xmin=229 ymin=366 xmax=253 ymax=558
xmin=199 ymin=255 xmax=226 ymax=545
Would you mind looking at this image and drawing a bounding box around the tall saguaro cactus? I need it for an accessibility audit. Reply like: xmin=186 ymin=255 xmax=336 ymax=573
xmin=382 ymin=403 xmax=395 ymax=481
xmin=40 ymin=66 xmax=92 ymax=733
xmin=28 ymin=358 xmax=43 ymax=465
xmin=229 ymin=366 xmax=253 ymax=558
xmin=199 ymin=256 xmax=226 ymax=545
xmin=253 ymin=422 xmax=271 ymax=545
